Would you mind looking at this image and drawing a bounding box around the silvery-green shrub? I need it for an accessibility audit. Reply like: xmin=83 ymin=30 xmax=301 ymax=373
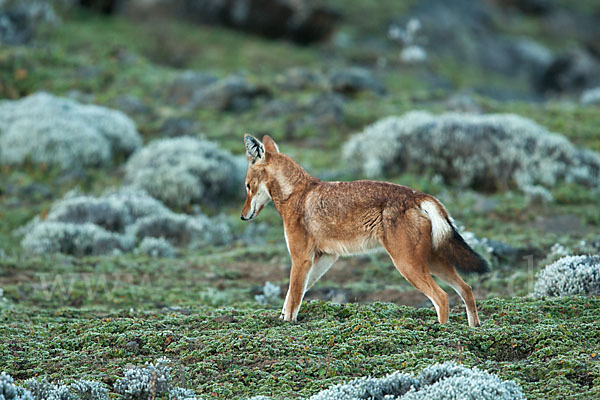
xmin=21 ymin=222 xmax=130 ymax=256
xmin=250 ymin=362 xmax=524 ymax=400
xmin=0 ymin=92 xmax=141 ymax=169
xmin=25 ymin=379 xmax=73 ymax=400
xmin=70 ymin=380 xmax=108 ymax=400
xmin=136 ymin=237 xmax=176 ymax=258
xmin=169 ymin=387 xmax=199 ymax=400
xmin=20 ymin=188 xmax=231 ymax=256
xmin=402 ymin=362 xmax=525 ymax=400
xmin=308 ymin=370 xmax=418 ymax=400
xmin=533 ymin=255 xmax=600 ymax=298
xmin=0 ymin=288 xmax=9 ymax=309
xmin=114 ymin=358 xmax=172 ymax=400
xmin=254 ymin=281 xmax=281 ymax=306
xmin=124 ymin=136 xmax=245 ymax=208
xmin=343 ymin=111 xmax=600 ymax=199
xmin=0 ymin=372 xmax=33 ymax=400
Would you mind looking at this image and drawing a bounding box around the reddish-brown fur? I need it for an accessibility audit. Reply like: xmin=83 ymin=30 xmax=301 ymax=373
xmin=241 ymin=134 xmax=487 ymax=327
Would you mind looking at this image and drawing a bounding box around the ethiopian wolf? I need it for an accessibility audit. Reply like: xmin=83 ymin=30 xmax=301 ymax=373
xmin=241 ymin=134 xmax=488 ymax=327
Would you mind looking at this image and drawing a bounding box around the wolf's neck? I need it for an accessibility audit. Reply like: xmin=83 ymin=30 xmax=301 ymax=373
xmin=268 ymin=154 xmax=317 ymax=208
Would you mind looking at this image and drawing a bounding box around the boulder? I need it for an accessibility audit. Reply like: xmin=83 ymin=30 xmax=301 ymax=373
xmin=329 ymin=67 xmax=385 ymax=95
xmin=538 ymin=50 xmax=600 ymax=94
xmin=87 ymin=0 xmax=340 ymax=44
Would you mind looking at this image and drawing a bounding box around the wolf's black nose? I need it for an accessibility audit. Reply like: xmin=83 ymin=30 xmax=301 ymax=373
xmin=240 ymin=215 xmax=246 ymax=220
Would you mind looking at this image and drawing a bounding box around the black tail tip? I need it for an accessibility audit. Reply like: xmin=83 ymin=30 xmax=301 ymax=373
xmin=449 ymin=226 xmax=490 ymax=274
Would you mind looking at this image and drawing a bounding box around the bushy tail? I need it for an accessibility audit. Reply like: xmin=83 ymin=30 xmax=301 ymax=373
xmin=438 ymin=223 xmax=489 ymax=273
xmin=420 ymin=199 xmax=488 ymax=274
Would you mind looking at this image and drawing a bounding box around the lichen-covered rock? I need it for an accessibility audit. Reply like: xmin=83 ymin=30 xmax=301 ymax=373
xmin=116 ymin=0 xmax=339 ymax=45
xmin=276 ymin=67 xmax=326 ymax=91
xmin=187 ymin=75 xmax=269 ymax=112
xmin=343 ymin=111 xmax=600 ymax=198
xmin=539 ymin=49 xmax=600 ymax=94
xmin=0 ymin=0 xmax=60 ymax=45
xmin=329 ymin=67 xmax=385 ymax=95
xmin=166 ymin=70 xmax=219 ymax=107
xmin=0 ymin=92 xmax=142 ymax=169
xmin=0 ymin=372 xmax=33 ymax=400
xmin=533 ymin=255 xmax=600 ymax=298
xmin=20 ymin=188 xmax=232 ymax=256
xmin=124 ymin=136 xmax=245 ymax=208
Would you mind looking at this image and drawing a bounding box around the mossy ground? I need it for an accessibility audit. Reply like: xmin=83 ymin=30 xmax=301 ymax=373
xmin=0 ymin=4 xmax=599 ymax=399
xmin=1 ymin=299 xmax=599 ymax=399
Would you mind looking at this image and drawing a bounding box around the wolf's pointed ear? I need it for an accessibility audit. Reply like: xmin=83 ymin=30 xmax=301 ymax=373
xmin=244 ymin=134 xmax=265 ymax=163
xmin=262 ymin=135 xmax=279 ymax=153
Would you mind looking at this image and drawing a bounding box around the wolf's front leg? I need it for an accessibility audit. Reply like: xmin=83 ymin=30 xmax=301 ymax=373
xmin=281 ymin=259 xmax=312 ymax=322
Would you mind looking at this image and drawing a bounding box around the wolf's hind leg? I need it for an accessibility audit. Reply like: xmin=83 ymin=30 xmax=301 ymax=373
xmin=382 ymin=223 xmax=449 ymax=324
xmin=430 ymin=260 xmax=480 ymax=327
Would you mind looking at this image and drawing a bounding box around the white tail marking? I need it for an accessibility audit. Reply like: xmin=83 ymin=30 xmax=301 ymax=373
xmin=420 ymin=200 xmax=452 ymax=248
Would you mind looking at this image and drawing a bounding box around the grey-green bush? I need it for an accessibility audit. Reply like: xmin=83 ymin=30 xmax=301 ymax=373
xmin=136 ymin=237 xmax=177 ymax=258
xmin=124 ymin=136 xmax=245 ymax=208
xmin=113 ymin=358 xmax=201 ymax=400
xmin=250 ymin=362 xmax=524 ymax=400
xmin=0 ymin=372 xmax=33 ymax=400
xmin=343 ymin=111 xmax=600 ymax=199
xmin=25 ymin=379 xmax=73 ymax=400
xmin=70 ymin=380 xmax=108 ymax=400
xmin=21 ymin=222 xmax=131 ymax=256
xmin=307 ymin=370 xmax=418 ymax=400
xmin=533 ymin=255 xmax=600 ymax=298
xmin=20 ymin=188 xmax=232 ymax=256
xmin=0 ymin=92 xmax=141 ymax=169
xmin=254 ymin=281 xmax=281 ymax=306
xmin=169 ymin=387 xmax=199 ymax=400
xmin=402 ymin=362 xmax=525 ymax=400
xmin=114 ymin=358 xmax=172 ymax=400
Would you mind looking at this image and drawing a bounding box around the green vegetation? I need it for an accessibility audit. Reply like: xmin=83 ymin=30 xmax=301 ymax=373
xmin=1 ymin=2 xmax=599 ymax=399
xmin=1 ymin=299 xmax=598 ymax=399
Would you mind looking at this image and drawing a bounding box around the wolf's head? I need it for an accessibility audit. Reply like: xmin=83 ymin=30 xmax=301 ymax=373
xmin=240 ymin=134 xmax=279 ymax=220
